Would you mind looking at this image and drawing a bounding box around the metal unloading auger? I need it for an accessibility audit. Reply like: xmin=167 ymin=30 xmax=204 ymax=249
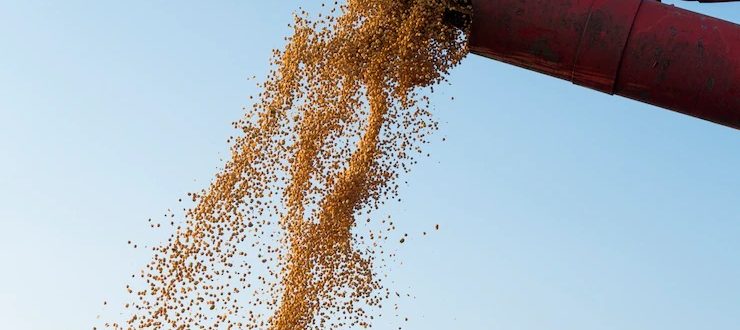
xmin=446 ymin=0 xmax=740 ymax=129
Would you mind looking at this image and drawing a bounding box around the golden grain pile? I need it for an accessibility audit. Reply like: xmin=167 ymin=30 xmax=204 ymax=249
xmin=106 ymin=1 xmax=468 ymax=329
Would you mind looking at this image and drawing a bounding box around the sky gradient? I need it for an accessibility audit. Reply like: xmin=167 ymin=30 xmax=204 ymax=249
xmin=1 ymin=1 xmax=739 ymax=329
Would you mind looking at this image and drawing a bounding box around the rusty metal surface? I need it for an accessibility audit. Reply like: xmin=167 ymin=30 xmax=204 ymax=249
xmin=469 ymin=0 xmax=740 ymax=129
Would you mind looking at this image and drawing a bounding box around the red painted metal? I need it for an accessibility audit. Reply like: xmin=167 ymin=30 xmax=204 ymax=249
xmin=468 ymin=0 xmax=740 ymax=129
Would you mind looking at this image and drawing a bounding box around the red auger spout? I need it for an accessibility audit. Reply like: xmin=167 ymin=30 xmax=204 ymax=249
xmin=464 ymin=0 xmax=740 ymax=129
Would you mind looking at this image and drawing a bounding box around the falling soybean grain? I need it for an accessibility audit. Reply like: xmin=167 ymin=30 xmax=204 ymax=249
xmin=108 ymin=1 xmax=469 ymax=329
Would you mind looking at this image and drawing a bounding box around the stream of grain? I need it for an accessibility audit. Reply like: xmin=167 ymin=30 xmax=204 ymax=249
xmin=106 ymin=1 xmax=469 ymax=329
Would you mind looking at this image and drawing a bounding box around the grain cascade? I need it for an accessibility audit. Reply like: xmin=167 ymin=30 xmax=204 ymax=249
xmin=108 ymin=1 xmax=469 ymax=329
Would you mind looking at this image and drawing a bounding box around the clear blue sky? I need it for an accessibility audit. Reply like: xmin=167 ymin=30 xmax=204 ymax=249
xmin=1 ymin=1 xmax=739 ymax=329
